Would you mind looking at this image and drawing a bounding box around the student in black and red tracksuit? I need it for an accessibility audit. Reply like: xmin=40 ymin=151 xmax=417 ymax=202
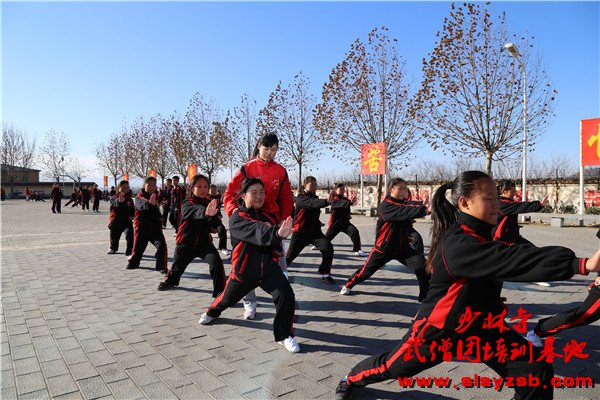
xmin=325 ymin=183 xmax=366 ymax=256
xmin=169 ymin=176 xmax=186 ymax=233
xmin=92 ymin=184 xmax=102 ymax=212
xmin=65 ymin=188 xmax=79 ymax=207
xmin=493 ymin=179 xmax=548 ymax=245
xmin=335 ymin=171 xmax=600 ymax=400
xmin=158 ymin=175 xmax=225 ymax=296
xmin=285 ymin=176 xmax=336 ymax=283
xmin=198 ymin=177 xmax=300 ymax=353
xmin=161 ymin=178 xmax=173 ymax=228
xmin=126 ymin=176 xmax=167 ymax=272
xmin=81 ymin=185 xmax=91 ymax=211
xmin=107 ymin=180 xmax=134 ymax=256
xmin=50 ymin=183 xmax=63 ymax=214
xmin=340 ymin=178 xmax=430 ymax=301
xmin=209 ymin=184 xmax=230 ymax=256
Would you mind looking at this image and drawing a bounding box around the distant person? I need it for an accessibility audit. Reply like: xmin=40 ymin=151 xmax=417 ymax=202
xmin=169 ymin=176 xmax=186 ymax=234
xmin=81 ymin=185 xmax=91 ymax=211
xmin=161 ymin=178 xmax=173 ymax=229
xmin=325 ymin=183 xmax=366 ymax=256
xmin=92 ymin=184 xmax=102 ymax=212
xmin=50 ymin=183 xmax=63 ymax=213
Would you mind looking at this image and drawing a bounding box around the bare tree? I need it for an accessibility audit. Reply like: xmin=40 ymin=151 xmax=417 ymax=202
xmin=227 ymin=94 xmax=261 ymax=165
xmin=314 ymin=27 xmax=421 ymax=205
xmin=413 ymin=2 xmax=557 ymax=175
xmin=166 ymin=112 xmax=193 ymax=185
xmin=40 ymin=129 xmax=70 ymax=182
xmin=95 ymin=132 xmax=123 ymax=187
xmin=258 ymin=73 xmax=322 ymax=191
xmin=147 ymin=114 xmax=172 ymax=186
xmin=65 ymin=158 xmax=90 ymax=186
xmin=185 ymin=93 xmax=232 ymax=183
xmin=1 ymin=123 xmax=37 ymax=192
xmin=126 ymin=117 xmax=154 ymax=180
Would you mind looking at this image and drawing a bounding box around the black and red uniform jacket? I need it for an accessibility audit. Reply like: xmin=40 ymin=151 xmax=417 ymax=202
xmin=292 ymin=191 xmax=329 ymax=235
xmin=228 ymin=205 xmax=284 ymax=283
xmin=171 ymin=185 xmax=186 ymax=211
xmin=374 ymin=195 xmax=427 ymax=254
xmin=109 ymin=189 xmax=117 ymax=197
xmin=175 ymin=195 xmax=220 ymax=248
xmin=50 ymin=187 xmax=63 ymax=200
xmin=161 ymin=185 xmax=173 ymax=207
xmin=492 ymin=196 xmax=543 ymax=243
xmin=328 ymin=195 xmax=352 ymax=230
xmin=81 ymin=188 xmax=91 ymax=202
xmin=419 ymin=212 xmax=588 ymax=333
xmin=108 ymin=194 xmax=134 ymax=229
xmin=133 ymin=190 xmax=163 ymax=235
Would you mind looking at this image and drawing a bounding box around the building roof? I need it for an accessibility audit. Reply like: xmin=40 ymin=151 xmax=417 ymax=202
xmin=1 ymin=164 xmax=41 ymax=172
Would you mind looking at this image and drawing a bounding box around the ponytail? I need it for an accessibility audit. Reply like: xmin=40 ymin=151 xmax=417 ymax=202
xmin=426 ymin=170 xmax=492 ymax=273
xmin=427 ymin=182 xmax=458 ymax=272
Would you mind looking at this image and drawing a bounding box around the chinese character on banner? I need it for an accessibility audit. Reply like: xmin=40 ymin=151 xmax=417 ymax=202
xmin=187 ymin=164 xmax=197 ymax=182
xmin=149 ymin=169 xmax=157 ymax=178
xmin=581 ymin=118 xmax=600 ymax=166
xmin=103 ymin=176 xmax=108 ymax=188
xmin=123 ymin=174 xmax=129 ymax=182
xmin=360 ymin=143 xmax=386 ymax=175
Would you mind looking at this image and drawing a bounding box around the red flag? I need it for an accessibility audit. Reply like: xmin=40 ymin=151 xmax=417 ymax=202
xmin=149 ymin=169 xmax=157 ymax=178
xmin=581 ymin=118 xmax=600 ymax=166
xmin=187 ymin=164 xmax=197 ymax=182
xmin=123 ymin=173 xmax=129 ymax=182
xmin=360 ymin=143 xmax=387 ymax=175
xmin=103 ymin=176 xmax=108 ymax=187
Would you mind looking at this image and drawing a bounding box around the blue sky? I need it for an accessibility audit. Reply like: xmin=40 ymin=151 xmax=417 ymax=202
xmin=3 ymin=1 xmax=599 ymax=185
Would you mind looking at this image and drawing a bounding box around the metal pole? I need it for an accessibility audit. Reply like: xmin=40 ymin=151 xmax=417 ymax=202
xmin=580 ymin=120 xmax=585 ymax=216
xmin=360 ymin=174 xmax=364 ymax=207
xmin=522 ymin=63 xmax=527 ymax=201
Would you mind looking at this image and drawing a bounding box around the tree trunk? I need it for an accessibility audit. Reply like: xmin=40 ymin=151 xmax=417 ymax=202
xmin=376 ymin=174 xmax=384 ymax=207
xmin=485 ymin=152 xmax=493 ymax=177
xmin=297 ymin=163 xmax=302 ymax=193
xmin=113 ymin=175 xmax=118 ymax=187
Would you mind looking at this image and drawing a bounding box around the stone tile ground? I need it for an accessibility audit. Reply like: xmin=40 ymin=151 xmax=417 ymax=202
xmin=1 ymin=199 xmax=598 ymax=399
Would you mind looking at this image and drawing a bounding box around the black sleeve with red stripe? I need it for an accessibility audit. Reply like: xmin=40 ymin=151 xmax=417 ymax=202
xmin=330 ymin=198 xmax=351 ymax=209
xmin=180 ymin=199 xmax=211 ymax=221
xmin=379 ymin=199 xmax=426 ymax=222
xmin=442 ymin=226 xmax=587 ymax=282
xmin=499 ymin=200 xmax=543 ymax=215
xmin=229 ymin=210 xmax=282 ymax=247
xmin=294 ymin=195 xmax=328 ymax=209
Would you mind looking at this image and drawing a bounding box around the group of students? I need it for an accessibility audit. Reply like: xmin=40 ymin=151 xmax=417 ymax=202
xmin=103 ymin=133 xmax=600 ymax=397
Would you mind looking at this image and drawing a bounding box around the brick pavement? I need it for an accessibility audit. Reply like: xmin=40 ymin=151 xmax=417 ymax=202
xmin=1 ymin=199 xmax=598 ymax=399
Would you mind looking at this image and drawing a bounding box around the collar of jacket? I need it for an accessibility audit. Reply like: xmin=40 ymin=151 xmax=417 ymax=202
xmin=190 ymin=194 xmax=209 ymax=204
xmin=385 ymin=195 xmax=406 ymax=204
xmin=499 ymin=196 xmax=514 ymax=203
xmin=457 ymin=212 xmax=494 ymax=241
xmin=303 ymin=191 xmax=317 ymax=198
xmin=254 ymin=157 xmax=275 ymax=167
xmin=238 ymin=203 xmax=261 ymax=218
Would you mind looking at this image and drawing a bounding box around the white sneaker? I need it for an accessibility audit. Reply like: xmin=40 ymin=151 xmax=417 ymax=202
xmin=310 ymin=246 xmax=317 ymax=250
xmin=532 ymin=282 xmax=551 ymax=287
xmin=198 ymin=313 xmax=214 ymax=325
xmin=340 ymin=286 xmax=351 ymax=295
xmin=526 ymin=330 xmax=543 ymax=347
xmin=221 ymin=249 xmax=231 ymax=257
xmin=107 ymin=249 xmax=116 ymax=254
xmin=278 ymin=336 xmax=300 ymax=353
xmin=243 ymin=303 xmax=257 ymax=320
xmin=354 ymin=250 xmax=367 ymax=256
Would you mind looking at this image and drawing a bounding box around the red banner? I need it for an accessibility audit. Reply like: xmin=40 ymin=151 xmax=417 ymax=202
xmin=103 ymin=176 xmax=108 ymax=187
xmin=187 ymin=164 xmax=197 ymax=182
xmin=149 ymin=169 xmax=156 ymax=178
xmin=581 ymin=118 xmax=600 ymax=166
xmin=360 ymin=143 xmax=386 ymax=175
xmin=123 ymin=174 xmax=129 ymax=182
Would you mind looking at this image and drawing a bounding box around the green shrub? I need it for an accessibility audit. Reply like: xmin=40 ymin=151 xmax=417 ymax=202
xmin=586 ymin=206 xmax=600 ymax=215
xmin=559 ymin=204 xmax=577 ymax=214
xmin=539 ymin=205 xmax=554 ymax=213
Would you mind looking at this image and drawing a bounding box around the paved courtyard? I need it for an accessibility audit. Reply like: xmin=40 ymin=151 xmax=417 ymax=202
xmin=1 ymin=199 xmax=599 ymax=399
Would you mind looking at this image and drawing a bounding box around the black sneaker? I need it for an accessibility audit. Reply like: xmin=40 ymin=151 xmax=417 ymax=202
xmin=335 ymin=380 xmax=353 ymax=400
xmin=322 ymin=276 xmax=337 ymax=284
xmin=126 ymin=264 xmax=139 ymax=270
xmin=157 ymin=282 xmax=173 ymax=291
